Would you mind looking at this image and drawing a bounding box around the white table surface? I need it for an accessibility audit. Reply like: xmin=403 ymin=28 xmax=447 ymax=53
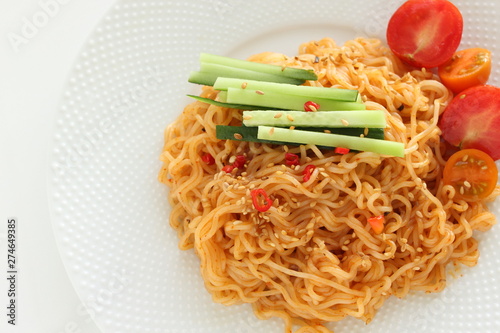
xmin=0 ymin=1 xmax=116 ymax=332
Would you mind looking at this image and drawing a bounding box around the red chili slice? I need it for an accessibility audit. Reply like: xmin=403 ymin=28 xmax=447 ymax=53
xmin=304 ymin=101 xmax=320 ymax=112
xmin=222 ymin=165 xmax=235 ymax=173
xmin=233 ymin=155 xmax=246 ymax=168
xmin=285 ymin=153 xmax=300 ymax=166
xmin=335 ymin=147 xmax=350 ymax=155
xmin=302 ymin=165 xmax=316 ymax=182
xmin=201 ymin=153 xmax=215 ymax=165
xmin=251 ymin=188 xmax=272 ymax=212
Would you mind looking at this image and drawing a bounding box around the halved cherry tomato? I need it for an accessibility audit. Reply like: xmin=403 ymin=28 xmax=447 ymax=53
xmin=439 ymin=85 xmax=500 ymax=160
xmin=438 ymin=48 xmax=492 ymax=94
xmin=442 ymin=149 xmax=498 ymax=201
xmin=387 ymin=0 xmax=463 ymax=68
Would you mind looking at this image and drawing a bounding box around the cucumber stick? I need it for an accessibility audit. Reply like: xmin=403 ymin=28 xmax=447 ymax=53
xmin=226 ymin=88 xmax=365 ymax=111
xmin=242 ymin=110 xmax=386 ymax=128
xmin=216 ymin=125 xmax=385 ymax=143
xmin=213 ymin=77 xmax=358 ymax=102
xmin=187 ymin=95 xmax=274 ymax=110
xmin=194 ymin=63 xmax=305 ymax=85
xmin=200 ymin=53 xmax=317 ymax=81
xmin=217 ymin=91 xmax=227 ymax=103
xmin=258 ymin=126 xmax=404 ymax=157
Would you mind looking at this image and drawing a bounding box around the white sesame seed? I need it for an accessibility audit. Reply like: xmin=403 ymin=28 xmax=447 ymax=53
xmin=308 ymin=104 xmax=318 ymax=112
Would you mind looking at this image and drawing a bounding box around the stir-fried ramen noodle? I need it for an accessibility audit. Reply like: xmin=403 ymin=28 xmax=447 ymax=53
xmin=159 ymin=38 xmax=498 ymax=333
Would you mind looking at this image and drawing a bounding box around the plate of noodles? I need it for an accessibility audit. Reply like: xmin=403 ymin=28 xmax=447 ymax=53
xmin=49 ymin=0 xmax=500 ymax=332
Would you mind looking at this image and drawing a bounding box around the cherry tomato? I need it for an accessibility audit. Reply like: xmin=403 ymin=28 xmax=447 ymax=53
xmin=442 ymin=149 xmax=498 ymax=201
xmin=438 ymin=48 xmax=492 ymax=94
xmin=387 ymin=0 xmax=463 ymax=68
xmin=439 ymin=85 xmax=500 ymax=160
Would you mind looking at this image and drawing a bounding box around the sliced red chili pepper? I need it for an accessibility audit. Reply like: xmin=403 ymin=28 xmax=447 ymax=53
xmin=367 ymin=215 xmax=385 ymax=234
xmin=334 ymin=147 xmax=350 ymax=154
xmin=201 ymin=153 xmax=215 ymax=165
xmin=304 ymin=101 xmax=320 ymax=112
xmin=285 ymin=153 xmax=300 ymax=166
xmin=233 ymin=155 xmax=246 ymax=169
xmin=250 ymin=188 xmax=272 ymax=212
xmin=302 ymin=164 xmax=316 ymax=182
xmin=221 ymin=165 xmax=235 ymax=173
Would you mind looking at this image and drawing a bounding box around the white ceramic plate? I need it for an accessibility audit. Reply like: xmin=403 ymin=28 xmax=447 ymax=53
xmin=48 ymin=1 xmax=500 ymax=332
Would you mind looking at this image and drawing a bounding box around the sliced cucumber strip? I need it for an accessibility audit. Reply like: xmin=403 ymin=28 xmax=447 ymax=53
xmin=187 ymin=95 xmax=274 ymax=110
xmin=197 ymin=63 xmax=305 ymax=85
xmin=216 ymin=125 xmax=385 ymax=143
xmin=217 ymin=91 xmax=227 ymax=103
xmin=257 ymin=126 xmax=404 ymax=157
xmin=226 ymin=88 xmax=366 ymax=111
xmin=188 ymin=71 xmax=220 ymax=86
xmin=200 ymin=53 xmax=317 ymax=81
xmin=216 ymin=125 xmax=276 ymax=144
xmin=213 ymin=77 xmax=358 ymax=102
xmin=242 ymin=110 xmax=385 ymax=128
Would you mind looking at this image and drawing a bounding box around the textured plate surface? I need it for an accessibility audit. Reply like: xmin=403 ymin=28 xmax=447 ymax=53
xmin=48 ymin=0 xmax=500 ymax=332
